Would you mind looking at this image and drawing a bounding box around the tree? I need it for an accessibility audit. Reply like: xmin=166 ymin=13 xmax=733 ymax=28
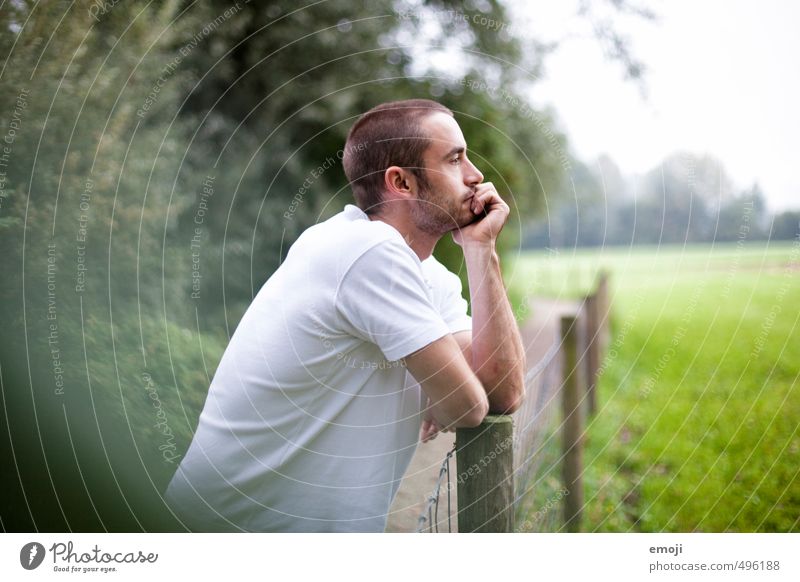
xmin=714 ymin=183 xmax=769 ymax=242
xmin=0 ymin=0 xmax=208 ymax=531
xmin=772 ymin=210 xmax=800 ymax=241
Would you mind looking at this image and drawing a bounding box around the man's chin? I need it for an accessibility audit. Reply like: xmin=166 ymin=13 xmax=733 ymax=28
xmin=455 ymin=210 xmax=481 ymax=229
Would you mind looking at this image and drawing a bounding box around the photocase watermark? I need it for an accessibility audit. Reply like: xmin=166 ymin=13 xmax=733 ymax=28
xmin=46 ymin=242 xmax=65 ymax=396
xmin=596 ymin=285 xmax=645 ymax=381
xmin=20 ymin=542 xmax=46 ymax=570
xmin=190 ymin=175 xmax=214 ymax=300
xmin=514 ymin=282 xmax=536 ymax=322
xmin=639 ymin=278 xmax=706 ymax=399
xmin=460 ymin=76 xmax=572 ymax=172
xmin=398 ymin=8 xmax=519 ymax=37
xmin=284 ymin=142 xmax=368 ymax=220
xmin=307 ymin=303 xmax=405 ymax=370
xmin=75 ymin=176 xmax=93 ymax=294
xmin=721 ymin=199 xmax=754 ymax=298
xmin=141 ymin=372 xmax=181 ymax=463
xmin=452 ymin=434 xmax=516 ymax=487
xmin=750 ymin=233 xmax=800 ymax=359
xmin=341 ymin=357 xmax=407 ymax=370
xmin=136 ymin=2 xmax=248 ymax=118
xmin=514 ymin=248 xmax=561 ymax=321
xmin=0 ymin=86 xmax=30 ymax=211
xmin=87 ymin=0 xmax=124 ymax=22
xmin=31 ymin=540 xmax=159 ymax=574
xmin=516 ymin=487 xmax=570 ymax=532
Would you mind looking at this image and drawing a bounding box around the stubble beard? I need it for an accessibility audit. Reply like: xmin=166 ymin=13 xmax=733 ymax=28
xmin=412 ymin=181 xmax=477 ymax=236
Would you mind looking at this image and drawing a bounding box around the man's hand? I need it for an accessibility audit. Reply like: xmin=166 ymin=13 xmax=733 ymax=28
xmin=452 ymin=182 xmax=510 ymax=247
xmin=419 ymin=400 xmax=450 ymax=442
xmin=420 ymin=416 xmax=440 ymax=443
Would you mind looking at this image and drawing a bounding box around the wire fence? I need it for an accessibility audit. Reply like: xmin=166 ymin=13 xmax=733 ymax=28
xmin=512 ymin=342 xmax=565 ymax=532
xmin=415 ymin=445 xmax=455 ymax=533
xmin=415 ymin=273 xmax=610 ymax=532
xmin=415 ymin=342 xmax=563 ymax=532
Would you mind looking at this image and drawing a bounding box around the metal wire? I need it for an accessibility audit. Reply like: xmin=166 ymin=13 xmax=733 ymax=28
xmin=525 ymin=343 xmax=561 ymax=384
xmin=415 ymin=343 xmax=563 ymax=532
xmin=513 ymin=342 xmax=566 ymax=532
xmin=515 ymin=346 xmax=563 ymax=496
xmin=415 ymin=445 xmax=456 ymax=533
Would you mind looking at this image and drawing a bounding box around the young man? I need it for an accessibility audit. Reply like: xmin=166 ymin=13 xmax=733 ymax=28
xmin=164 ymin=99 xmax=526 ymax=532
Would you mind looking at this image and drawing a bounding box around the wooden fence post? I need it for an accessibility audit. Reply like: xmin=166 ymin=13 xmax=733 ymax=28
xmin=455 ymin=415 xmax=515 ymax=532
xmin=561 ymin=315 xmax=585 ymax=532
xmin=596 ymin=271 xmax=610 ymax=349
xmin=584 ymin=272 xmax=610 ymax=416
xmin=584 ymin=291 xmax=599 ymax=416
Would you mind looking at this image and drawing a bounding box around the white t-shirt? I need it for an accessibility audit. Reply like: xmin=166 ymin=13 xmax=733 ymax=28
xmin=165 ymin=204 xmax=471 ymax=532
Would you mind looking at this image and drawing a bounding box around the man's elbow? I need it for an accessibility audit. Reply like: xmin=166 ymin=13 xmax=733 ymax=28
xmin=488 ymin=373 xmax=526 ymax=415
xmin=491 ymin=391 xmax=524 ymax=415
xmin=455 ymin=394 xmax=490 ymax=428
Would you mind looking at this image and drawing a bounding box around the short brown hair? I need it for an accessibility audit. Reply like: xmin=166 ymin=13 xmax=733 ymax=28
xmin=342 ymin=99 xmax=453 ymax=215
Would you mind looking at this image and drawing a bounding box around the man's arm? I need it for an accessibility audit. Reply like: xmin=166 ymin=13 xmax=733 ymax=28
xmin=453 ymin=183 xmax=526 ymax=414
xmin=404 ymin=334 xmax=489 ymax=430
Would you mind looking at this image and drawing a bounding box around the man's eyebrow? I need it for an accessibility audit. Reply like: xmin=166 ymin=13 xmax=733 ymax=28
xmin=442 ymin=146 xmax=466 ymax=160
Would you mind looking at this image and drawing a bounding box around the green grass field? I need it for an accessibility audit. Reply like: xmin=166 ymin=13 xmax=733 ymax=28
xmin=511 ymin=240 xmax=800 ymax=532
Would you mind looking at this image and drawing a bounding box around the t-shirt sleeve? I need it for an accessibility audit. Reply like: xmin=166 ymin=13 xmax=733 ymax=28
xmin=335 ymin=240 xmax=451 ymax=362
xmin=434 ymin=267 xmax=472 ymax=334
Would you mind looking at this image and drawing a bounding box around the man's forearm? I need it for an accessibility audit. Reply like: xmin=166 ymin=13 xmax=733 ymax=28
xmin=463 ymin=242 xmax=526 ymax=413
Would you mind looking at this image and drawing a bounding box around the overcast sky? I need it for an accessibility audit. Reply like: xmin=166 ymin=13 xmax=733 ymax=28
xmin=513 ymin=0 xmax=799 ymax=211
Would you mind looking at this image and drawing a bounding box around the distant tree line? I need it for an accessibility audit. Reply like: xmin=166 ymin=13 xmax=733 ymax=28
xmin=522 ymin=153 xmax=800 ymax=248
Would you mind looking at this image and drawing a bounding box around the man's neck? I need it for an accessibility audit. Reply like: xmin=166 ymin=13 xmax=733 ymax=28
xmin=368 ymin=213 xmax=440 ymax=261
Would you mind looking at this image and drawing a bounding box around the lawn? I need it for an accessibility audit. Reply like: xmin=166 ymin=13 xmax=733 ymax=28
xmin=510 ymin=240 xmax=800 ymax=531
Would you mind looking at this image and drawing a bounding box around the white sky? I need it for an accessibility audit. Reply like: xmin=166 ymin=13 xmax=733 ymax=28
xmin=513 ymin=0 xmax=800 ymax=211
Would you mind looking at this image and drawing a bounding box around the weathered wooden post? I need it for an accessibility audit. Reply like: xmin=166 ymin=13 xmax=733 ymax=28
xmin=455 ymin=415 xmax=515 ymax=532
xmin=584 ymin=290 xmax=600 ymax=416
xmin=596 ymin=271 xmax=611 ymax=349
xmin=584 ymin=271 xmax=611 ymax=416
xmin=561 ymin=315 xmax=585 ymax=532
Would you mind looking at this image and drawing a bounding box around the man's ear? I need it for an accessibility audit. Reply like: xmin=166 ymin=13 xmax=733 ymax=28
xmin=384 ymin=166 xmax=416 ymax=200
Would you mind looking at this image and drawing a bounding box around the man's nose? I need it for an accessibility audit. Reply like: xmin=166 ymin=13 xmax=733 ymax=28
xmin=465 ymin=158 xmax=484 ymax=187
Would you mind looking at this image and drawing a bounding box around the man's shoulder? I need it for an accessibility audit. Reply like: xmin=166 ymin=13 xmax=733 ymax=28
xmin=288 ymin=205 xmax=411 ymax=268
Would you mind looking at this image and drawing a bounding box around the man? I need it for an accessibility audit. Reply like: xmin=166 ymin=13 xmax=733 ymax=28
xmin=165 ymin=99 xmax=526 ymax=532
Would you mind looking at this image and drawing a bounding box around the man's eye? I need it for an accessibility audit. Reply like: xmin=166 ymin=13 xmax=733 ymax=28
xmin=451 ymin=157 xmax=461 ymax=164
